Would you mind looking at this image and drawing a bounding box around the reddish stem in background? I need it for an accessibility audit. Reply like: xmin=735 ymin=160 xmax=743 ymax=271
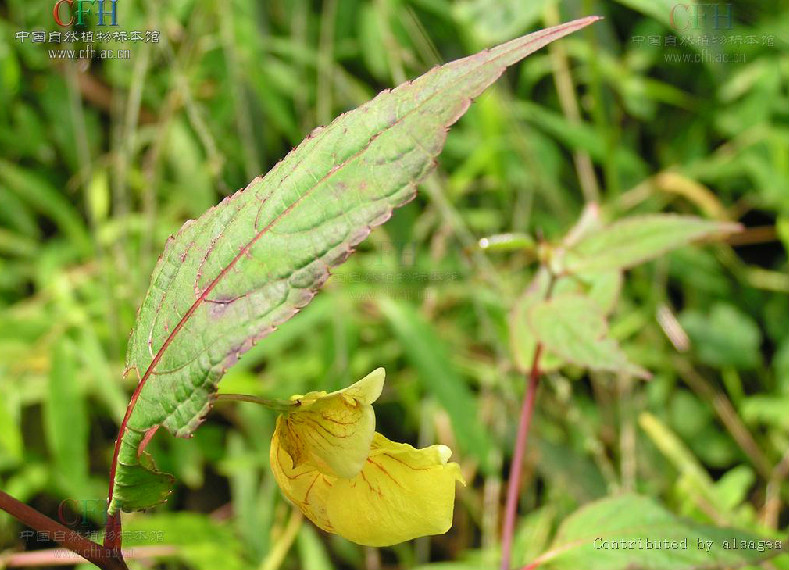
xmin=500 ymin=343 xmax=544 ymax=570
xmin=0 ymin=489 xmax=127 ymax=570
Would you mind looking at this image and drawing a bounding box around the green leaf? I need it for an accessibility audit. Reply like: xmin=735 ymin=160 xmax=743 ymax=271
xmin=528 ymin=294 xmax=649 ymax=378
xmin=639 ymin=412 xmax=717 ymax=502
xmin=0 ymin=382 xmax=23 ymax=468
xmin=510 ymin=268 xmax=621 ymax=374
xmin=680 ymin=304 xmax=762 ymax=369
xmin=108 ymin=17 xmax=602 ymax=515
xmin=379 ymin=297 xmax=494 ymax=472
xmin=564 ymin=215 xmax=740 ymax=273
xmin=537 ymin=495 xmax=784 ymax=570
xmin=553 ymin=269 xmax=622 ymax=315
xmin=297 ymin=525 xmax=334 ymax=570
xmin=740 ymin=396 xmax=789 ymax=429
xmin=713 ymin=465 xmax=755 ymax=512
xmin=119 ymin=513 xmax=247 ymax=570
xmin=535 ymin=438 xmax=607 ymax=502
xmin=613 ymin=0 xmax=697 ymax=30
xmin=0 ymin=159 xmax=92 ymax=256
xmin=45 ymin=338 xmax=89 ymax=495
xmin=454 ymin=0 xmax=557 ymax=44
xmin=512 ymin=505 xmax=556 ymax=568
xmin=510 ymin=268 xmax=563 ymax=373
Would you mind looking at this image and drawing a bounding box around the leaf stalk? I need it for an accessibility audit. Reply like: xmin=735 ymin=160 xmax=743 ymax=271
xmin=213 ymin=393 xmax=293 ymax=413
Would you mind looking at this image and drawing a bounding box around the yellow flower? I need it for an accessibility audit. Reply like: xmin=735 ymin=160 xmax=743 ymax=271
xmin=269 ymin=368 xmax=465 ymax=546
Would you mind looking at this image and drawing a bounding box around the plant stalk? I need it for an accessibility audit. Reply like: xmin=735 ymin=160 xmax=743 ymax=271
xmin=213 ymin=393 xmax=292 ymax=412
xmin=500 ymin=343 xmax=544 ymax=570
xmin=0 ymin=489 xmax=128 ymax=570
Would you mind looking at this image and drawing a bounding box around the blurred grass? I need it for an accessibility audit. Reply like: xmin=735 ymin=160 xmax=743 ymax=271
xmin=0 ymin=0 xmax=788 ymax=569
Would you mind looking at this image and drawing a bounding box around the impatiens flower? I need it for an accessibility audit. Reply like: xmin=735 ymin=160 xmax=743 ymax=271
xmin=269 ymin=368 xmax=465 ymax=546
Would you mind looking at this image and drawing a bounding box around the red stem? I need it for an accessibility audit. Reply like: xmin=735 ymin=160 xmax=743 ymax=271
xmin=500 ymin=344 xmax=544 ymax=570
xmin=104 ymin=512 xmax=122 ymax=550
xmin=0 ymin=489 xmax=127 ymax=570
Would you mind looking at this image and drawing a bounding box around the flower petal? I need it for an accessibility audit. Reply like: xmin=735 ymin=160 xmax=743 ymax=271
xmin=277 ymin=368 xmax=385 ymax=479
xmin=270 ymin=416 xmax=335 ymax=533
xmin=272 ymin=429 xmax=465 ymax=547
xmin=330 ymin=367 xmax=384 ymax=405
xmin=322 ymin=433 xmax=465 ymax=546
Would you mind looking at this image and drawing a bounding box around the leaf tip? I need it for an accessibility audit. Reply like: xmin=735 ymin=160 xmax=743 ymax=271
xmin=572 ymin=15 xmax=605 ymax=29
xmin=555 ymin=15 xmax=604 ymax=35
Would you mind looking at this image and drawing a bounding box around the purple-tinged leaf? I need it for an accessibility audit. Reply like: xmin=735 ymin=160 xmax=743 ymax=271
xmin=106 ymin=16 xmax=602 ymax=519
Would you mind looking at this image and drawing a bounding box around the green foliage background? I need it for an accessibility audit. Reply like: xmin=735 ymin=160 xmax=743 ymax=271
xmin=0 ymin=0 xmax=787 ymax=568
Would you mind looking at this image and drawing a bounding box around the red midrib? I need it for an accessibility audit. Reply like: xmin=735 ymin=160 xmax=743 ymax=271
xmin=107 ymin=194 xmax=303 ymax=506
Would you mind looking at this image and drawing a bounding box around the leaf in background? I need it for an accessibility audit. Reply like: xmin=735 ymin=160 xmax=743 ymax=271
xmin=528 ymin=294 xmax=649 ymax=378
xmin=107 ymin=17 xmax=602 ymax=516
xmin=0 ymin=159 xmax=92 ymax=256
xmin=510 ymin=268 xmax=563 ymax=373
xmin=510 ymin=207 xmax=622 ymax=375
xmin=166 ymin=118 xmax=214 ymax=217
xmin=297 ymin=525 xmax=334 ymax=570
xmin=78 ymin=328 xmax=128 ymax=422
xmin=564 ymin=215 xmax=740 ymax=273
xmin=454 ymin=0 xmax=557 ymax=44
xmin=613 ymin=0 xmax=697 ymax=30
xmin=0 ymin=187 xmax=39 ymax=241
xmin=512 ymin=505 xmax=556 ymax=568
xmin=0 ymin=381 xmax=23 ymax=468
xmin=45 ymin=338 xmax=89 ymax=496
xmin=713 ymin=465 xmax=755 ymax=512
xmin=680 ymin=304 xmax=762 ymax=369
xmin=120 ymin=513 xmax=247 ymax=570
xmin=536 ymin=495 xmax=783 ymax=570
xmin=639 ymin=412 xmax=718 ymax=504
xmin=740 ymin=396 xmax=789 ymax=430
xmin=535 ymin=438 xmax=607 ymax=503
xmin=379 ymin=297 xmax=493 ymax=473
xmin=553 ymin=269 xmax=622 ymax=315
xmin=516 ymin=102 xmax=648 ymax=188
